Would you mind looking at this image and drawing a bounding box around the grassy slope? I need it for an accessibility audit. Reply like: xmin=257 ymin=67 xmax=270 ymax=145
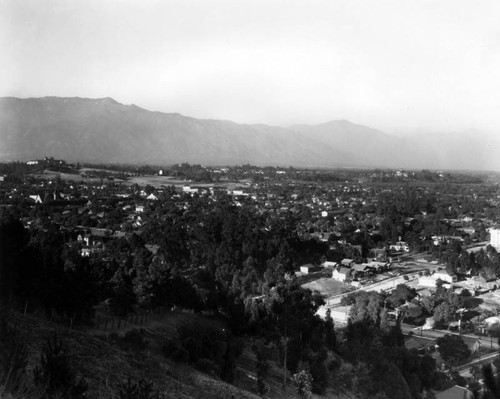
xmin=8 ymin=311 xmax=258 ymax=398
xmin=8 ymin=310 xmax=347 ymax=398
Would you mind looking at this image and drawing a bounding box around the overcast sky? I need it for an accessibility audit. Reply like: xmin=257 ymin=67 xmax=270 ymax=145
xmin=1 ymin=0 xmax=499 ymax=136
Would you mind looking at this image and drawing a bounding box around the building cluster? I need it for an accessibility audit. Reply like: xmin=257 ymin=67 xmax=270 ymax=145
xmin=0 ymin=162 xmax=498 ymax=264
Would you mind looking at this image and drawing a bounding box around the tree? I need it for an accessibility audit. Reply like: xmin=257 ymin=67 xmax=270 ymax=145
xmin=291 ymin=369 xmax=313 ymax=399
xmin=436 ymin=334 xmax=471 ymax=367
xmin=482 ymin=363 xmax=500 ymax=399
xmin=349 ymin=291 xmax=384 ymax=326
xmin=325 ymin=308 xmax=336 ymax=351
xmin=388 ymin=284 xmax=417 ymax=308
xmin=254 ymin=346 xmax=270 ymax=396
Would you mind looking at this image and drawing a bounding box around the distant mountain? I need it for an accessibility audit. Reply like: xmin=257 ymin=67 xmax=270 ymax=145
xmin=289 ymin=120 xmax=411 ymax=168
xmin=0 ymin=96 xmax=498 ymax=171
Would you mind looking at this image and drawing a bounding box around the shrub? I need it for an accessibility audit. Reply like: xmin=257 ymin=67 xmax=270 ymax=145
xmin=0 ymin=311 xmax=31 ymax=396
xmin=161 ymin=340 xmax=189 ymax=363
xmin=194 ymin=358 xmax=219 ymax=377
xmin=119 ymin=378 xmax=163 ymax=399
xmin=34 ymin=332 xmax=88 ymax=398
xmin=122 ymin=329 xmax=148 ymax=351
xmin=291 ymin=369 xmax=313 ymax=399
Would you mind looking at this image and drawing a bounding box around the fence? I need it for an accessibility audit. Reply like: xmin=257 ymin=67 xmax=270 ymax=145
xmin=93 ymin=306 xmax=169 ymax=332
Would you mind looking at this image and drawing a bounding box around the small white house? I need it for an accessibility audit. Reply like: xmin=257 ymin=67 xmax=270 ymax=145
xmin=418 ymin=271 xmax=456 ymax=287
xmin=300 ymin=264 xmax=321 ymax=274
xmin=341 ymin=258 xmax=355 ymax=267
xmin=390 ymin=241 xmax=410 ymax=252
xmin=29 ymin=195 xmax=43 ymax=204
xmin=332 ymin=267 xmax=351 ymax=282
xmin=433 ymin=270 xmax=457 ymax=284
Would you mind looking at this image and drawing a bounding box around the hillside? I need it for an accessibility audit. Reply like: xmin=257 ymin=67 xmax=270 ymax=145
xmin=0 ymin=97 xmax=347 ymax=168
xmin=3 ymin=309 xmax=322 ymax=399
xmin=0 ymin=96 xmax=499 ymax=170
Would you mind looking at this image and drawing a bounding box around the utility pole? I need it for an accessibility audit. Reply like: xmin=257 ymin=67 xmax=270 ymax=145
xmin=283 ymin=300 xmax=287 ymax=388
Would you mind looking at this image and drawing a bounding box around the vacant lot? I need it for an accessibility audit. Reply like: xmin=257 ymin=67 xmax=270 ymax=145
xmin=301 ymin=277 xmax=353 ymax=297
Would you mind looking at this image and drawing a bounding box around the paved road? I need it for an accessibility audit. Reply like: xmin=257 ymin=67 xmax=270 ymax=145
xmin=466 ymin=242 xmax=489 ymax=254
xmin=402 ymin=323 xmax=500 ymax=349
xmin=457 ymin=351 xmax=499 ymax=377
xmin=400 ymin=323 xmax=500 ymax=377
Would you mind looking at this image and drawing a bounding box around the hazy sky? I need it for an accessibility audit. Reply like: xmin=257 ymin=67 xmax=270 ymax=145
xmin=1 ymin=0 xmax=500 ymax=135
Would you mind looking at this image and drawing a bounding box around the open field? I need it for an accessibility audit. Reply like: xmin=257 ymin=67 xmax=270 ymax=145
xmin=32 ymin=169 xmax=249 ymax=190
xmin=125 ymin=175 xmax=249 ymax=190
xmin=301 ymin=277 xmax=354 ymax=297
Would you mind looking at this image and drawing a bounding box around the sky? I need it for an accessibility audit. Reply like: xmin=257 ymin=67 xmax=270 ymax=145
xmin=1 ymin=0 xmax=500 ymax=136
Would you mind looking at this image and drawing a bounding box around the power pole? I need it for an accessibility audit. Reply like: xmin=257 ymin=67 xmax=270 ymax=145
xmin=283 ymin=301 xmax=287 ymax=388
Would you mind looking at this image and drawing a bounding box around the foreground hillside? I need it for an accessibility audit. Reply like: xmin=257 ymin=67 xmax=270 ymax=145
xmin=1 ymin=310 xmax=274 ymax=399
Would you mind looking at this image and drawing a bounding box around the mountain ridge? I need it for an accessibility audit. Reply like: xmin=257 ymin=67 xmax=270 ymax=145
xmin=0 ymin=96 xmax=498 ymax=171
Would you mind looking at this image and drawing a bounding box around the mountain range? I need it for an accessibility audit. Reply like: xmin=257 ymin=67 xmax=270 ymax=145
xmin=0 ymin=96 xmax=498 ymax=171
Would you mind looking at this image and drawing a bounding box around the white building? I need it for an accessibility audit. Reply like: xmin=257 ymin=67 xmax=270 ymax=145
xmin=332 ymin=267 xmax=351 ymax=282
xmin=490 ymin=228 xmax=500 ymax=251
xmin=418 ymin=270 xmax=457 ymax=287
xmin=390 ymin=241 xmax=410 ymax=252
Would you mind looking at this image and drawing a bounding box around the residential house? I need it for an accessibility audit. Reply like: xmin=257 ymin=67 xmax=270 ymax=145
xmin=390 ymin=241 xmax=410 ymax=252
xmin=29 ymin=194 xmax=43 ymax=204
xmin=340 ymin=258 xmax=355 ymax=268
xmin=433 ymin=270 xmax=457 ymax=284
xmin=332 ymin=267 xmax=352 ymax=282
xmin=316 ymin=305 xmax=351 ymax=325
xmin=396 ymin=302 xmax=422 ymax=319
xmin=322 ymin=260 xmax=338 ymax=268
xmin=367 ymin=261 xmax=389 ymax=273
xmin=183 ymin=186 xmax=199 ymax=195
xmin=299 ymin=264 xmax=321 ymax=274
xmin=351 ymin=263 xmax=369 ymax=278
xmin=419 ymin=270 xmax=456 ymax=287
xmin=434 ymin=385 xmax=473 ymax=399
xmin=416 ymin=288 xmax=434 ymax=298
xmin=464 ymin=275 xmax=496 ymax=292
xmin=370 ymin=247 xmax=388 ymax=261
xmin=81 ymin=246 xmax=103 ymax=257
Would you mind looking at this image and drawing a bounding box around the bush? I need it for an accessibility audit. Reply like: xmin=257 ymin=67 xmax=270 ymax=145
xmin=122 ymin=329 xmax=148 ymax=351
xmin=161 ymin=340 xmax=189 ymax=363
xmin=291 ymin=370 xmax=313 ymax=399
xmin=177 ymin=322 xmax=228 ymax=365
xmin=34 ymin=332 xmax=88 ymax=398
xmin=119 ymin=378 xmax=164 ymax=399
xmin=0 ymin=311 xmax=31 ymax=396
xmin=194 ymin=358 xmax=219 ymax=377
